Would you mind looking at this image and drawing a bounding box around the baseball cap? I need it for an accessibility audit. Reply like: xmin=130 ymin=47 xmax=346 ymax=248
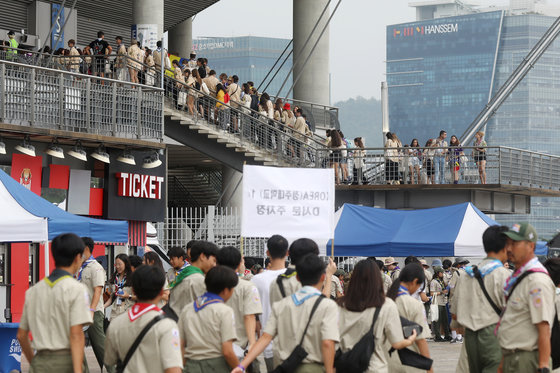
xmin=504 ymin=222 xmax=537 ymax=243
xmin=384 ymin=257 xmax=398 ymax=266
xmin=431 ymin=258 xmax=442 ymax=267
xmin=419 ymin=259 xmax=428 ymax=267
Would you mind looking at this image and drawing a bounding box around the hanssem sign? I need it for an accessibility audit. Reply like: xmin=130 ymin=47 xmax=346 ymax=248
xmin=241 ymin=165 xmax=335 ymax=242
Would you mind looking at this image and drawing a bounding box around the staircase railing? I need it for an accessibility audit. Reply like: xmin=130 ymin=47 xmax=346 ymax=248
xmin=169 ymin=175 xmax=202 ymax=208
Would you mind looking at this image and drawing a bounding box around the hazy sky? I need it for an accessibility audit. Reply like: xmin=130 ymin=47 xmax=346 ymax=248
xmin=192 ymin=0 xmax=416 ymax=103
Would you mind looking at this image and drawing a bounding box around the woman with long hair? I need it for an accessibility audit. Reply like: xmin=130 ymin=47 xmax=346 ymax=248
xmin=352 ymin=137 xmax=367 ymax=185
xmin=408 ymin=139 xmax=422 ymax=184
xmin=430 ymin=267 xmax=451 ymax=341
xmin=328 ymin=129 xmax=344 ymax=185
xmin=385 ymin=132 xmax=399 ymax=184
xmin=423 ymin=139 xmax=435 ymax=184
xmin=143 ymin=252 xmax=170 ymax=306
xmin=338 ymin=259 xmax=417 ymax=372
xmin=105 ymin=254 xmax=134 ymax=321
xmin=447 ymin=135 xmax=464 ymax=184
xmin=473 ymin=131 xmax=487 ymax=184
xmin=387 ymin=263 xmax=433 ymax=372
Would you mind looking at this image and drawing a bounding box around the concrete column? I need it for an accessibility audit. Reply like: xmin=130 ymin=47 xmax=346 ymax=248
xmin=293 ymin=0 xmax=330 ymax=105
xmin=221 ymin=166 xmax=243 ymax=210
xmin=168 ymin=18 xmax=193 ymax=58
xmin=133 ymin=0 xmax=164 ymax=40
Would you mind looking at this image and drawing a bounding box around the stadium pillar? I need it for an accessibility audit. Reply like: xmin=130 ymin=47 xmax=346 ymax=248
xmin=293 ymin=0 xmax=330 ymax=105
xmin=133 ymin=0 xmax=164 ymax=40
xmin=168 ymin=18 xmax=193 ymax=58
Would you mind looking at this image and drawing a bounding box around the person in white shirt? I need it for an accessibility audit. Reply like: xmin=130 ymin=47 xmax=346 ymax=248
xmin=251 ymin=235 xmax=289 ymax=372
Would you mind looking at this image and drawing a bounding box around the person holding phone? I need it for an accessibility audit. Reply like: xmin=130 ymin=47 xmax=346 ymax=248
xmin=387 ymin=263 xmax=433 ymax=373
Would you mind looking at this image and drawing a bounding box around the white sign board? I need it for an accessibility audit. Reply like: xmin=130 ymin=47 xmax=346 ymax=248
xmin=241 ymin=165 xmax=335 ymax=253
xmin=131 ymin=24 xmax=158 ymax=50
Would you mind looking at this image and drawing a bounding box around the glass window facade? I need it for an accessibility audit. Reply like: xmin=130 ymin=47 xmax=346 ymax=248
xmin=193 ymin=36 xmax=292 ymax=97
xmin=386 ymin=11 xmax=503 ymax=144
xmin=387 ymin=12 xmax=560 ymax=239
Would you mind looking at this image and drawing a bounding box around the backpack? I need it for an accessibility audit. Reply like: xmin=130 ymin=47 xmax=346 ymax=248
xmin=334 ymin=306 xmax=382 ymax=373
xmin=224 ymin=92 xmax=230 ymax=104
xmin=92 ymin=40 xmax=105 ymax=55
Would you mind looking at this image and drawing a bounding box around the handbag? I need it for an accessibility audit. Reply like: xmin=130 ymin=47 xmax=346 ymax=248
xmin=178 ymin=90 xmax=187 ymax=106
xmin=271 ymin=295 xmax=324 ymax=373
xmin=334 ymin=305 xmax=382 ymax=373
xmin=429 ymin=293 xmax=439 ymax=323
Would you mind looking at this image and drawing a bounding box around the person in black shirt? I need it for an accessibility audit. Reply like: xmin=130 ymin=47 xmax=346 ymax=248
xmin=83 ymin=31 xmax=112 ymax=77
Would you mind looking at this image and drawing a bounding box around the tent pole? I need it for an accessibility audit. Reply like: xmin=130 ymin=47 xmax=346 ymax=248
xmin=330 ymin=238 xmax=334 ymax=258
xmin=44 ymin=240 xmax=50 ymax=275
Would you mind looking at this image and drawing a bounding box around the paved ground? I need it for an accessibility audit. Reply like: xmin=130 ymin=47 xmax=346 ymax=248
xmin=21 ymin=341 xmax=463 ymax=373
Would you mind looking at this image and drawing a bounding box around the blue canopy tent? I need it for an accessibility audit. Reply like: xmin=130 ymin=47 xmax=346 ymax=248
xmin=329 ymin=203 xmax=499 ymax=257
xmin=0 ymin=169 xmax=128 ymax=272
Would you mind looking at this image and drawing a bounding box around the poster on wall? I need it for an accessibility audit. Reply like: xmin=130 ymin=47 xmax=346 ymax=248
xmin=131 ymin=24 xmax=158 ymax=50
xmin=11 ymin=154 xmax=43 ymax=196
xmin=51 ymin=4 xmax=65 ymax=50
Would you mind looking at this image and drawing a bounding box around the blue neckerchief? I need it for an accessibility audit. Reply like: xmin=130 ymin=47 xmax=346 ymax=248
xmin=291 ymin=286 xmax=321 ymax=306
xmin=464 ymin=258 xmax=502 ymax=278
xmin=76 ymin=256 xmax=95 ymax=281
xmin=115 ymin=274 xmax=127 ymax=290
xmin=397 ymin=285 xmax=409 ymax=298
xmin=194 ymin=292 xmax=224 ymax=313
xmin=504 ymin=257 xmax=548 ymax=298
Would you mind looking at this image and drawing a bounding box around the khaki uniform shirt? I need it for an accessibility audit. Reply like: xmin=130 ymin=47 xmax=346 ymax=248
xmin=382 ymin=273 xmax=392 ymax=293
xmin=110 ymin=283 xmax=134 ymax=321
xmin=179 ymin=300 xmax=237 ymax=360
xmin=396 ymin=294 xmax=431 ymax=346
xmin=424 ymin=269 xmax=433 ymax=294
xmin=443 ymin=270 xmax=453 ymax=287
xmin=127 ymin=44 xmax=142 ymax=69
xmin=330 ymin=276 xmax=344 ymax=298
xmin=498 ymin=272 xmax=556 ymax=351
xmin=226 ymin=278 xmax=262 ymax=348
xmin=265 ymin=294 xmax=339 ymax=366
xmin=80 ymin=260 xmax=105 ymax=313
xmin=169 ymin=272 xmax=206 ymax=315
xmin=228 ymin=83 xmax=241 ymax=105
xmin=68 ymin=46 xmax=80 ymax=70
xmin=105 ymin=307 xmax=183 ymax=372
xmin=20 ymin=274 xmax=92 ymax=350
xmin=116 ymin=43 xmax=127 ymax=68
xmin=452 ymin=259 xmax=509 ymax=331
xmin=390 ymin=269 xmax=401 ymax=282
xmin=269 ymin=267 xmax=301 ymax=306
xmin=203 ymin=75 xmax=219 ymax=97
xmin=430 ymin=278 xmax=447 ymax=305
xmin=293 ymin=117 xmax=312 ymax=141
xmin=338 ymin=299 xmax=403 ymax=373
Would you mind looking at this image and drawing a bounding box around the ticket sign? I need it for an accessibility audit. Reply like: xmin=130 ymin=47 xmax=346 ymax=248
xmin=241 ymin=165 xmax=335 ymax=242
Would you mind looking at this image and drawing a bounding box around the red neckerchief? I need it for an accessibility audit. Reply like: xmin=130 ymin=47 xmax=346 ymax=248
xmin=128 ymin=303 xmax=161 ymax=322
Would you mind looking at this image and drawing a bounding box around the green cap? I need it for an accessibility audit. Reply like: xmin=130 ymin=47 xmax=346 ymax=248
xmin=504 ymin=222 xmax=537 ymax=243
xmin=434 ymin=266 xmax=444 ymax=274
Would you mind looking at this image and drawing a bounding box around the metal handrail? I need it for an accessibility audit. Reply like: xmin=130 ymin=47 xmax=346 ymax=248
xmin=170 ymin=176 xmax=202 ymax=208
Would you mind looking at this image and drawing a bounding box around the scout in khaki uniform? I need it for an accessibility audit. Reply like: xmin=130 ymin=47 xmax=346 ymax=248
xmin=166 ymin=246 xmax=189 ymax=284
xmin=216 ymin=247 xmax=263 ymax=358
xmin=451 ymin=225 xmax=511 ymax=373
xmin=269 ymin=238 xmax=335 ymax=306
xmin=387 ymin=263 xmax=433 ymax=373
xmin=168 ymin=241 xmax=217 ymax=315
xmin=234 ymin=254 xmax=340 ymax=373
xmin=17 ymin=233 xmax=93 ymax=373
xmin=385 ymin=257 xmax=401 ymax=282
xmin=448 ymin=257 xmax=469 ymax=344
xmin=497 ymin=222 xmax=556 ymax=373
xmin=179 ymin=266 xmax=240 ymax=372
xmin=79 ymin=237 xmax=111 ymax=372
xmin=104 ymin=265 xmax=183 ymax=373
xmin=543 ymin=258 xmax=560 ymax=373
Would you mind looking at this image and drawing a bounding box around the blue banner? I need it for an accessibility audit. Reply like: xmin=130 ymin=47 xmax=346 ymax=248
xmin=51 ymin=4 xmax=64 ymax=50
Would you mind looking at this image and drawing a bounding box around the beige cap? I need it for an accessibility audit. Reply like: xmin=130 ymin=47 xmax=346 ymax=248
xmin=419 ymin=259 xmax=428 ymax=266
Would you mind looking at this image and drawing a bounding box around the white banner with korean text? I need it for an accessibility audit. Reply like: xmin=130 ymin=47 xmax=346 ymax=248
xmin=241 ymin=165 xmax=335 ymax=255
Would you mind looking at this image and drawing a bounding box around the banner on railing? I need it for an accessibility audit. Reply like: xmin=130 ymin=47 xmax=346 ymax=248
xmin=241 ymin=165 xmax=335 ymax=254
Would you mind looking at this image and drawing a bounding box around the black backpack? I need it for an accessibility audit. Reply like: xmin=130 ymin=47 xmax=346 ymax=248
xmin=334 ymin=305 xmax=382 ymax=373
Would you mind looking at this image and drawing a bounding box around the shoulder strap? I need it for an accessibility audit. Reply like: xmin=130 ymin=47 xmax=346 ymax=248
xmin=298 ymin=295 xmax=325 ymax=345
xmin=369 ymin=304 xmax=382 ymax=332
xmin=472 ymin=266 xmax=502 ymax=316
xmin=276 ymin=268 xmax=297 ymax=298
xmin=119 ymin=314 xmax=166 ymax=372
xmin=507 ymin=270 xmax=537 ymax=300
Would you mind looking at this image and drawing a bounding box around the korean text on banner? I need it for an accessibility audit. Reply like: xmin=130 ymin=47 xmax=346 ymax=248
xmin=241 ymin=165 xmax=335 ymax=243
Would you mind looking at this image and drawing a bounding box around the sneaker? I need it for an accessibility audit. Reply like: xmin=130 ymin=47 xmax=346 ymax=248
xmin=434 ymin=338 xmax=445 ymax=342
xmin=444 ymin=336 xmax=453 ymax=341
xmin=450 ymin=338 xmax=457 ymax=344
